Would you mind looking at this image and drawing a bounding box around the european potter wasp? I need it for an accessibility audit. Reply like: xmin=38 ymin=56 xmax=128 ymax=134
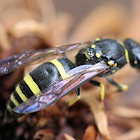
xmin=0 ymin=38 xmax=139 ymax=122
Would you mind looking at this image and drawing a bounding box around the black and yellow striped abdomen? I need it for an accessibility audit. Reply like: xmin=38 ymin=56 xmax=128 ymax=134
xmin=5 ymin=58 xmax=75 ymax=122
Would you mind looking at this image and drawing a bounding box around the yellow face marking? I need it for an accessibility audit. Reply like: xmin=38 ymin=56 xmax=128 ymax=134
xmin=11 ymin=94 xmax=19 ymax=106
xmin=119 ymin=41 xmax=130 ymax=63
xmin=91 ymin=44 xmax=96 ymax=48
xmin=96 ymin=53 xmax=101 ymax=58
xmin=85 ymin=51 xmax=90 ymax=60
xmin=50 ymin=59 xmax=70 ymax=79
xmin=112 ymin=70 xmax=116 ymax=73
xmin=16 ymin=85 xmax=28 ymax=102
xmin=95 ymin=38 xmax=100 ymax=41
xmin=134 ymin=60 xmax=137 ymax=64
xmin=24 ymin=74 xmax=41 ymax=95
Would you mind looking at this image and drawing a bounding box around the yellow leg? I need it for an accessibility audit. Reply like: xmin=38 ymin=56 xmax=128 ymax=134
xmin=90 ymin=80 xmax=105 ymax=101
xmin=61 ymin=88 xmax=80 ymax=114
xmin=67 ymin=87 xmax=81 ymax=107
xmin=107 ymin=77 xmax=128 ymax=92
xmin=100 ymin=83 xmax=105 ymax=101
xmin=118 ymin=84 xmax=128 ymax=91
xmin=67 ymin=95 xmax=80 ymax=107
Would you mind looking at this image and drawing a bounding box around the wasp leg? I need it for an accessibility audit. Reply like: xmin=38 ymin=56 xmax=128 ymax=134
xmin=67 ymin=88 xmax=80 ymax=107
xmin=89 ymin=80 xmax=105 ymax=101
xmin=106 ymin=76 xmax=128 ymax=92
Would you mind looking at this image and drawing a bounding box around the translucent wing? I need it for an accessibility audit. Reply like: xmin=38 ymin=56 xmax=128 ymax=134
xmin=0 ymin=40 xmax=95 ymax=76
xmin=13 ymin=62 xmax=109 ymax=114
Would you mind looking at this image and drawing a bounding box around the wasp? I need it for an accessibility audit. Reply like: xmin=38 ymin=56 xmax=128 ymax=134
xmin=1 ymin=38 xmax=140 ymax=122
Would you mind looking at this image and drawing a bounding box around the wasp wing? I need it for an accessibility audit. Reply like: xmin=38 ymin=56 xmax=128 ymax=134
xmin=13 ymin=62 xmax=109 ymax=114
xmin=0 ymin=40 xmax=94 ymax=76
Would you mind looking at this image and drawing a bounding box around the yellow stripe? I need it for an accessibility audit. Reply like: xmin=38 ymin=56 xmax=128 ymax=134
xmin=85 ymin=51 xmax=90 ymax=60
xmin=124 ymin=48 xmax=129 ymax=63
xmin=16 ymin=85 xmax=28 ymax=102
xmin=119 ymin=41 xmax=130 ymax=63
xmin=50 ymin=59 xmax=69 ymax=79
xmin=24 ymin=74 xmax=41 ymax=95
xmin=10 ymin=94 xmax=19 ymax=106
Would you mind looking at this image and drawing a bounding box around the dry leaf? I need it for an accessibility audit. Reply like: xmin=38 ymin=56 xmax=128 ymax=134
xmin=63 ymin=134 xmax=75 ymax=140
xmin=84 ymin=97 xmax=111 ymax=140
xmin=83 ymin=125 xmax=97 ymax=140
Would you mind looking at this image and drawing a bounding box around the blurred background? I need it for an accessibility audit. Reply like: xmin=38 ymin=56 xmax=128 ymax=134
xmin=0 ymin=0 xmax=140 ymax=140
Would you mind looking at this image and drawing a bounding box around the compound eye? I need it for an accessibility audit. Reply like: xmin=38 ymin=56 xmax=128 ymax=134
xmin=107 ymin=60 xmax=117 ymax=67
